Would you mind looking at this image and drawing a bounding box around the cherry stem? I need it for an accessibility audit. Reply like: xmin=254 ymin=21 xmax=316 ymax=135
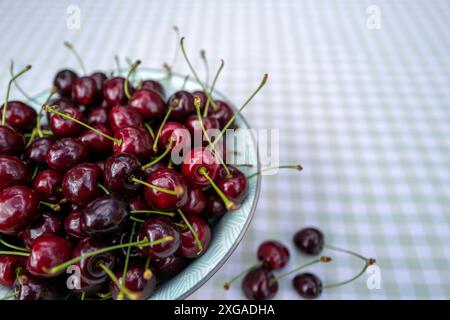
xmin=129 ymin=216 xmax=145 ymax=223
xmin=97 ymin=183 xmax=111 ymax=195
xmin=64 ymin=42 xmax=87 ymax=74
xmin=152 ymin=106 xmax=173 ymax=152
xmin=168 ymin=25 xmax=181 ymax=75
xmin=199 ymin=167 xmax=236 ymax=211
xmin=81 ymin=291 xmax=86 ymax=300
xmin=2 ymin=64 xmax=32 ymax=126
xmin=274 ymin=256 xmax=332 ymax=283
xmin=142 ymin=140 xmax=173 ymax=171
xmin=114 ymin=55 xmax=121 ymax=75
xmin=43 ymin=105 xmax=122 ymax=145
xmin=210 ymin=74 xmax=268 ymax=148
xmin=200 ymin=50 xmax=209 ymax=87
xmin=181 ymin=75 xmax=189 ymax=90
xmin=130 ymin=210 xmax=175 ymax=218
xmin=124 ymin=60 xmax=141 ymax=99
xmin=247 ymin=164 xmax=303 ymax=179
xmin=144 ymin=122 xmax=155 ymax=140
xmin=223 ymin=261 xmax=264 ymax=290
xmin=48 ymin=236 xmax=174 ymax=275
xmin=36 ymin=87 xmax=57 ymax=138
xmin=31 ymin=165 xmax=39 ymax=179
xmin=177 ymin=209 xmax=203 ymax=255
xmin=0 ymin=237 xmax=30 ymax=252
xmin=235 ymin=164 xmax=254 ymax=168
xmin=25 ymin=129 xmax=37 ymax=148
xmin=9 ymin=60 xmax=39 ymax=105
xmin=0 ymin=251 xmax=30 ymax=257
xmin=39 ymin=201 xmax=61 ymax=212
xmin=203 ymin=59 xmax=224 ymax=117
xmin=130 ymin=176 xmax=183 ymax=196
xmin=98 ymin=262 xmax=140 ymax=300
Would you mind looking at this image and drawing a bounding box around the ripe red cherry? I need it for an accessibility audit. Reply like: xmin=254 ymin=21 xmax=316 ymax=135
xmin=181 ymin=147 xmax=220 ymax=187
xmin=216 ymin=166 xmax=248 ymax=203
xmin=137 ymin=217 xmax=181 ymax=259
xmin=0 ymin=101 xmax=37 ymax=133
xmin=27 ymin=234 xmax=72 ymax=277
xmin=128 ymin=89 xmax=166 ymax=121
xmin=46 ymin=138 xmax=88 ymax=172
xmin=0 ymin=125 xmax=24 ymax=156
xmin=0 ymin=186 xmax=39 ymax=235
xmin=87 ymin=107 xmax=109 ymax=126
xmin=90 ymin=71 xmax=107 ymax=91
xmin=53 ymin=69 xmax=78 ymax=97
xmin=0 ymin=155 xmax=31 ymax=191
xmin=110 ymin=266 xmax=157 ymax=300
xmin=72 ymin=76 xmax=99 ymax=106
xmin=0 ymin=255 xmax=27 ymax=287
xmin=185 ymin=114 xmax=220 ymax=138
xmin=177 ymin=216 xmax=211 ymax=258
xmin=32 ymin=169 xmax=62 ymax=202
xmin=157 ymin=121 xmax=191 ymax=152
xmin=292 ymin=273 xmax=322 ymax=299
xmin=103 ymin=77 xmax=133 ymax=106
xmin=113 ymin=126 xmax=154 ymax=160
xmin=242 ymin=267 xmax=278 ymax=300
xmin=257 ymin=241 xmax=290 ymax=271
xmin=208 ymin=100 xmax=233 ymax=128
xmin=168 ymin=91 xmax=195 ymax=120
xmin=108 ymin=105 xmax=144 ymax=132
xmin=293 ymin=227 xmax=324 ymax=256
xmin=140 ymin=79 xmax=165 ymax=98
xmin=202 ymin=193 xmax=226 ymax=223
xmin=64 ymin=210 xmax=88 ymax=241
xmin=143 ymin=167 xmax=188 ymax=210
xmin=153 ymin=255 xmax=188 ymax=280
xmin=46 ymin=97 xmax=79 ymax=123
xmin=62 ymin=163 xmax=102 ymax=206
xmin=49 ymin=106 xmax=85 ymax=138
xmin=104 ymin=153 xmax=145 ymax=196
xmin=128 ymin=196 xmax=149 ymax=211
xmin=20 ymin=212 xmax=63 ymax=248
xmin=14 ymin=272 xmax=60 ymax=300
xmin=79 ymin=124 xmax=113 ymax=157
xmin=181 ymin=183 xmax=207 ymax=216
xmin=24 ymin=137 xmax=55 ymax=165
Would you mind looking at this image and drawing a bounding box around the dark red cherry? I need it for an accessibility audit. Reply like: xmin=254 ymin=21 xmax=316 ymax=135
xmin=113 ymin=126 xmax=154 ymax=160
xmin=79 ymin=124 xmax=113 ymax=157
xmin=0 ymin=101 xmax=37 ymax=132
xmin=62 ymin=163 xmax=102 ymax=206
xmin=177 ymin=216 xmax=211 ymax=258
xmin=142 ymin=161 xmax=166 ymax=176
xmin=64 ymin=210 xmax=88 ymax=241
xmin=87 ymin=107 xmax=109 ymax=126
xmin=0 ymin=255 xmax=27 ymax=287
xmin=110 ymin=266 xmax=156 ymax=300
xmin=20 ymin=212 xmax=63 ymax=248
xmin=181 ymin=147 xmax=219 ymax=187
xmin=53 ymin=69 xmax=78 ymax=97
xmin=46 ymin=97 xmax=78 ymax=123
xmin=192 ymin=91 xmax=207 ymax=111
xmin=202 ymin=193 xmax=226 ymax=222
xmin=157 ymin=121 xmax=191 ymax=151
xmin=32 ymin=169 xmax=62 ymax=202
xmin=140 ymin=79 xmax=165 ymax=98
xmin=128 ymin=196 xmax=149 ymax=211
xmin=292 ymin=273 xmax=322 ymax=299
xmin=168 ymin=91 xmax=195 ymax=120
xmin=242 ymin=267 xmax=278 ymax=300
xmin=257 ymin=241 xmax=290 ymax=271
xmin=0 ymin=186 xmax=39 ymax=235
xmin=185 ymin=114 xmax=220 ymax=140
xmin=216 ymin=166 xmax=248 ymax=203
xmin=46 ymin=138 xmax=88 ymax=172
xmin=104 ymin=153 xmax=145 ymax=196
xmin=103 ymin=77 xmax=133 ymax=106
xmin=24 ymin=137 xmax=55 ymax=165
xmin=137 ymin=217 xmax=181 ymax=259
xmin=128 ymin=89 xmax=166 ymax=121
xmin=0 ymin=155 xmax=31 ymax=191
xmin=208 ymin=100 xmax=233 ymax=128
xmin=0 ymin=125 xmax=24 ymax=156
xmin=153 ymin=255 xmax=188 ymax=280
xmin=143 ymin=167 xmax=188 ymax=210
xmin=81 ymin=196 xmax=129 ymax=236
xmin=293 ymin=227 xmax=324 ymax=255
xmin=108 ymin=105 xmax=144 ymax=132
xmin=72 ymin=76 xmax=99 ymax=106
xmin=181 ymin=183 xmax=207 ymax=216
xmin=90 ymin=71 xmax=107 ymax=91
xmin=27 ymin=234 xmax=72 ymax=278
xmin=49 ymin=105 xmax=85 ymax=138
xmin=14 ymin=272 xmax=60 ymax=300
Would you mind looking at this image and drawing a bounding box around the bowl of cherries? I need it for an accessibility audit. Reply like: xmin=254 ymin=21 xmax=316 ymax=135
xmin=0 ymin=39 xmax=300 ymax=300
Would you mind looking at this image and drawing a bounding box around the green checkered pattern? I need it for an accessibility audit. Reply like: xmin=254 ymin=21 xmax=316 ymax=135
xmin=0 ymin=0 xmax=449 ymax=299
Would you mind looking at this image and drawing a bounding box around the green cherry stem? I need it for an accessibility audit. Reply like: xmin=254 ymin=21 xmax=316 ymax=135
xmin=129 ymin=176 xmax=183 ymax=196
xmin=142 ymin=140 xmax=173 ymax=171
xmin=97 ymin=183 xmax=111 ymax=195
xmin=36 ymin=87 xmax=58 ymax=138
xmin=0 ymin=251 xmax=30 ymax=257
xmin=124 ymin=60 xmax=141 ymax=99
xmin=200 ymin=50 xmax=209 ymax=87
xmin=81 ymin=291 xmax=86 ymax=300
xmin=0 ymin=237 xmax=30 ymax=252
xmin=129 ymin=216 xmax=145 ymax=223
xmin=98 ymin=262 xmax=140 ymax=300
xmin=177 ymin=209 xmax=203 ymax=255
xmin=144 ymin=122 xmax=156 ymax=140
xmin=198 ymin=167 xmax=236 ymax=210
xmin=152 ymin=106 xmax=173 ymax=152
xmin=64 ymin=42 xmax=87 ymax=74
xmin=247 ymin=165 xmax=303 ymax=179
xmin=224 ymin=261 xmax=264 ymax=290
xmin=39 ymin=201 xmax=61 ymax=212
xmin=117 ymin=219 xmax=135 ymax=301
xmin=203 ymin=59 xmax=225 ymax=117
xmin=181 ymin=74 xmax=189 ymax=90
xmin=130 ymin=210 xmax=175 ymax=218
xmin=31 ymin=165 xmax=39 ymax=179
xmin=272 ymin=256 xmax=332 ymax=284
xmin=114 ymin=55 xmax=122 ymax=75
xmin=2 ymin=63 xmax=32 ymax=126
xmin=167 ymin=26 xmax=181 ymax=75
xmin=9 ymin=60 xmax=38 ymax=105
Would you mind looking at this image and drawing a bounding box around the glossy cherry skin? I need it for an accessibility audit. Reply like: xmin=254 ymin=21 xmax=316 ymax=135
xmin=81 ymin=196 xmax=129 ymax=236
xmin=153 ymin=255 xmax=188 ymax=280
xmin=141 ymin=79 xmax=165 ymax=98
xmin=292 ymin=273 xmax=322 ymax=299
xmin=202 ymin=193 xmax=226 ymax=223
xmin=46 ymin=138 xmax=89 ymax=172
xmin=257 ymin=241 xmax=290 ymax=271
xmin=181 ymin=183 xmax=207 ymax=216
xmin=185 ymin=114 xmax=220 ymax=141
xmin=54 ymin=69 xmax=78 ymax=97
xmin=0 ymin=101 xmax=37 ymax=132
xmin=87 ymin=107 xmax=109 ymax=126
xmin=104 ymin=153 xmax=146 ymax=196
xmin=108 ymin=105 xmax=144 ymax=132
xmin=168 ymin=91 xmax=195 ymax=120
xmin=242 ymin=267 xmax=278 ymax=300
xmin=62 ymin=163 xmax=102 ymax=206
xmin=79 ymin=124 xmax=113 ymax=158
xmin=103 ymin=77 xmax=133 ymax=106
xmin=46 ymin=97 xmax=78 ymax=123
xmin=90 ymin=71 xmax=108 ymax=91
xmin=128 ymin=89 xmax=166 ymax=121
xmin=110 ymin=266 xmax=157 ymax=300
xmin=113 ymin=126 xmax=154 ymax=161
xmin=24 ymin=137 xmax=55 ymax=165
xmin=0 ymin=125 xmax=24 ymax=156
xmin=32 ymin=169 xmax=62 ymax=202
xmin=0 ymin=186 xmax=39 ymax=235
xmin=157 ymin=121 xmax=191 ymax=152
xmin=0 ymin=255 xmax=27 ymax=287
xmin=27 ymin=234 xmax=72 ymax=278
xmin=49 ymin=106 xmax=85 ymax=138
xmin=177 ymin=216 xmax=211 ymax=258
xmin=128 ymin=196 xmax=149 ymax=211
xmin=208 ymin=100 xmax=234 ymax=128
xmin=137 ymin=217 xmax=181 ymax=259
xmin=14 ymin=272 xmax=60 ymax=300
xmin=192 ymin=91 xmax=207 ymax=111
xmin=143 ymin=167 xmax=188 ymax=210
xmin=64 ymin=210 xmax=88 ymax=241
xmin=0 ymin=155 xmax=31 ymax=191
xmin=216 ymin=166 xmax=248 ymax=203
xmin=72 ymin=76 xmax=99 ymax=106
xmin=181 ymin=147 xmax=220 ymax=187
xmin=293 ymin=227 xmax=324 ymax=255
xmin=21 ymin=212 xmax=63 ymax=248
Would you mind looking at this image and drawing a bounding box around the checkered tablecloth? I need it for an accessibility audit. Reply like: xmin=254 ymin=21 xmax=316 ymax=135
xmin=0 ymin=0 xmax=449 ymax=299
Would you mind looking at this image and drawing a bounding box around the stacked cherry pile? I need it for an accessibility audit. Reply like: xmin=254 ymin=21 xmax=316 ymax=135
xmin=0 ymin=40 xmax=284 ymax=300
